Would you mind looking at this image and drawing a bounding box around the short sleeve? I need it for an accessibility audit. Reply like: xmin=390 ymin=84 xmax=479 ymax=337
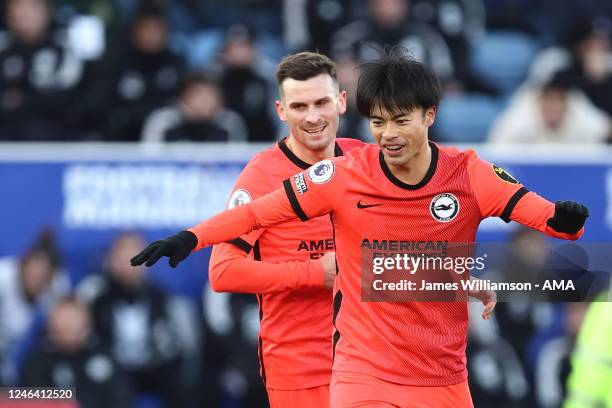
xmin=283 ymin=158 xmax=349 ymax=221
xmin=466 ymin=151 xmax=528 ymax=222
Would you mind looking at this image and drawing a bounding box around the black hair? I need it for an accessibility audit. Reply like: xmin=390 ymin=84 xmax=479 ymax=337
xmin=563 ymin=16 xmax=611 ymax=49
xmin=178 ymin=72 xmax=219 ymax=95
xmin=542 ymin=71 xmax=575 ymax=93
xmin=224 ymin=23 xmax=254 ymax=45
xmin=356 ymin=46 xmax=441 ymax=117
xmin=135 ymin=1 xmax=165 ymax=19
xmin=21 ymin=228 xmax=61 ymax=270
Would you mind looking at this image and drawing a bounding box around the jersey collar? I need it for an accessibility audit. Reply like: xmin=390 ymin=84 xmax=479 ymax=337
xmin=278 ymin=137 xmax=344 ymax=170
xmin=378 ymin=141 xmax=439 ymax=190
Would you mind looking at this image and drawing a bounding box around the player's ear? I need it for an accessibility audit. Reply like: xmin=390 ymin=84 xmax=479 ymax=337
xmin=275 ymin=100 xmax=287 ymax=122
xmin=338 ymin=90 xmax=347 ymax=115
xmin=424 ymin=106 xmax=436 ymax=127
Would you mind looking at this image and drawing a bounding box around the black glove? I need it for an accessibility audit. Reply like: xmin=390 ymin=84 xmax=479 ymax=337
xmin=130 ymin=231 xmax=198 ymax=268
xmin=546 ymin=201 xmax=589 ymax=234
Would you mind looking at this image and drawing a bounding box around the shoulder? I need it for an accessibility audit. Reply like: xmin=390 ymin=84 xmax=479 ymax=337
xmin=435 ymin=144 xmax=492 ymax=184
xmin=344 ymin=142 xmax=376 ymax=158
xmin=331 ymin=143 xmax=376 ymax=176
xmin=230 ymin=142 xmax=284 ymax=199
xmin=447 ymin=145 xmax=521 ymax=185
xmin=436 ymin=142 xmax=468 ymax=157
xmin=436 ymin=143 xmax=479 ymax=164
xmin=238 ymin=143 xmax=280 ymax=177
xmin=337 ymin=137 xmax=368 ymax=153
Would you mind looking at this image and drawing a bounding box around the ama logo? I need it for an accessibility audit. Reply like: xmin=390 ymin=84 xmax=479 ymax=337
xmin=430 ymin=193 xmax=459 ymax=222
xmin=308 ymin=160 xmax=335 ymax=184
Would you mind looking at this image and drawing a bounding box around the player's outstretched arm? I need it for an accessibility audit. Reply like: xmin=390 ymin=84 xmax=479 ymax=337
xmin=209 ymin=244 xmax=336 ymax=293
xmin=512 ymin=196 xmax=589 ymax=240
xmin=130 ymin=230 xmax=198 ymax=268
xmin=546 ymin=201 xmax=589 ymax=234
xmin=131 ymin=187 xmax=300 ymax=268
xmin=467 ymin=154 xmax=589 ymax=240
xmin=132 ymin=161 xmax=345 ymax=268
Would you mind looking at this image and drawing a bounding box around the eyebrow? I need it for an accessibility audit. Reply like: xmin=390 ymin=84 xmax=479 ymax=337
xmin=289 ymin=97 xmax=331 ymax=107
xmin=369 ymin=113 xmax=410 ymax=120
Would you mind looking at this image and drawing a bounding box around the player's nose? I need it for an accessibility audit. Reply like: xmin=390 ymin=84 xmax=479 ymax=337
xmin=381 ymin=123 xmax=399 ymax=139
xmin=305 ymin=111 xmax=322 ymax=124
xmin=306 ymin=104 xmax=326 ymax=122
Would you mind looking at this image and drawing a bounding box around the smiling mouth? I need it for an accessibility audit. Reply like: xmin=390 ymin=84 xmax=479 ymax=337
xmin=384 ymin=145 xmax=404 ymax=152
xmin=304 ymin=125 xmax=326 ymax=134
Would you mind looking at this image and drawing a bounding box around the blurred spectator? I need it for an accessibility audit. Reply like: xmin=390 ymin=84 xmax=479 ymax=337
xmin=53 ymin=0 xmax=138 ymax=34
xmin=533 ymin=302 xmax=589 ymax=408
xmin=335 ymin=53 xmax=369 ymax=140
xmin=213 ymin=24 xmax=276 ymax=142
xmin=21 ymin=297 xmax=133 ymax=408
xmin=0 ymin=0 xmax=86 ymax=141
xmin=203 ymin=286 xmax=268 ymax=407
xmin=564 ymin=301 xmax=612 ymax=408
xmin=467 ymin=301 xmax=530 ymax=408
xmin=141 ymin=73 xmax=248 ymax=143
xmin=489 ymin=72 xmax=611 ymax=144
xmin=0 ymin=229 xmax=69 ymax=384
xmin=78 ymin=232 xmax=201 ymax=407
xmin=410 ymin=0 xmax=497 ymax=94
xmin=331 ymin=0 xmax=454 ymax=83
xmin=529 ymin=17 xmax=612 ymax=115
xmin=169 ymin=0 xmax=283 ymax=36
xmin=467 ymin=228 xmax=551 ymax=407
xmin=412 ymin=0 xmax=486 ymax=46
xmin=482 ymin=0 xmax=542 ymax=37
xmin=105 ymin=3 xmax=185 ymax=141
xmin=537 ymin=0 xmax=612 ymax=45
xmin=495 ymin=229 xmax=552 ymax=356
xmin=561 ymin=17 xmax=612 ymax=115
xmin=300 ymin=0 xmax=364 ymax=55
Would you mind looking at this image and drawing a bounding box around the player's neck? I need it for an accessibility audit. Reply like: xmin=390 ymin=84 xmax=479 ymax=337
xmin=286 ymin=136 xmax=336 ymax=164
xmin=386 ymin=142 xmax=432 ymax=185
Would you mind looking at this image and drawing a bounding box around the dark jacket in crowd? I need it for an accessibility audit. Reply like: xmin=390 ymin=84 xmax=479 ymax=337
xmin=105 ymin=46 xmax=185 ymax=141
xmin=219 ymin=66 xmax=276 ymax=142
xmin=0 ymin=32 xmax=85 ymax=141
xmin=21 ymin=338 xmax=133 ymax=408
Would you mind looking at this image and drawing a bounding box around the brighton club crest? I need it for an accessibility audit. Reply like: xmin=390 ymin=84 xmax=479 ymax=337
xmin=430 ymin=193 xmax=459 ymax=222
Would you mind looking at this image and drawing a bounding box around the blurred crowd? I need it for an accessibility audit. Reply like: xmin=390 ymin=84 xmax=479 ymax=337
xmin=0 ymin=0 xmax=609 ymax=144
xmin=0 ymin=229 xmax=258 ymax=407
xmin=1 ymin=228 xmax=610 ymax=408
xmin=1 ymin=1 xmax=612 ymax=408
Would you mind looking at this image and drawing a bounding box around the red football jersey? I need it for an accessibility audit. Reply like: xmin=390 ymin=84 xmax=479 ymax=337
xmin=191 ymin=142 xmax=583 ymax=386
xmin=208 ymin=137 xmax=365 ymax=390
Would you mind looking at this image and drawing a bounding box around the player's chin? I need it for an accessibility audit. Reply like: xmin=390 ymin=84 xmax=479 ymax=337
xmin=304 ymin=131 xmax=333 ymax=149
xmin=381 ymin=150 xmax=410 ymax=166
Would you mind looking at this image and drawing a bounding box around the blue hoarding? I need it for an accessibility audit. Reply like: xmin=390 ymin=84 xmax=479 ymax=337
xmin=1 ymin=143 xmax=610 ymax=295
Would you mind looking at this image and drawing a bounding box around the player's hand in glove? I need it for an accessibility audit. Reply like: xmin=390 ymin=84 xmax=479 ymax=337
xmin=130 ymin=231 xmax=198 ymax=268
xmin=546 ymin=201 xmax=590 ymax=234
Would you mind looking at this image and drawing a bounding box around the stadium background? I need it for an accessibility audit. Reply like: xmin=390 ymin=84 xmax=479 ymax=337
xmin=0 ymin=0 xmax=610 ymax=407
